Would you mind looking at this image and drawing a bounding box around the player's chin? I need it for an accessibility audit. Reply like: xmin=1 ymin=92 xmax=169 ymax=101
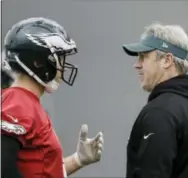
xmin=55 ymin=78 xmax=62 ymax=84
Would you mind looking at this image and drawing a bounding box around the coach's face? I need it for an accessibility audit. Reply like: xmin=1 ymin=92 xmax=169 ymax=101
xmin=133 ymin=50 xmax=164 ymax=92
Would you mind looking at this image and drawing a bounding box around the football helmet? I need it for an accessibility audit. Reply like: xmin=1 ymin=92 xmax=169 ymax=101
xmin=4 ymin=17 xmax=78 ymax=92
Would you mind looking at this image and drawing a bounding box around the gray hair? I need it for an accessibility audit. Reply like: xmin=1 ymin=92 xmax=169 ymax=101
xmin=141 ymin=22 xmax=188 ymax=74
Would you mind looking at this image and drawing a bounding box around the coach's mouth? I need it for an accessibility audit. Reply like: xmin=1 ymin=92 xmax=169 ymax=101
xmin=138 ymin=73 xmax=144 ymax=81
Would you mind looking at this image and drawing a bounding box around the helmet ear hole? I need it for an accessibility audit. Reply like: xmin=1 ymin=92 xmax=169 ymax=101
xmin=33 ymin=60 xmax=44 ymax=68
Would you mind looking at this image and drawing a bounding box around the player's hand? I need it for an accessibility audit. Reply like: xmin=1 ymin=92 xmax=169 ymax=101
xmin=73 ymin=124 xmax=104 ymax=167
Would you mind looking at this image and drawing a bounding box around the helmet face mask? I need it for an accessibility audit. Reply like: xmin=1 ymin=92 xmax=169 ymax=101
xmin=60 ymin=56 xmax=78 ymax=86
xmin=4 ymin=17 xmax=78 ymax=92
xmin=48 ymin=49 xmax=78 ymax=86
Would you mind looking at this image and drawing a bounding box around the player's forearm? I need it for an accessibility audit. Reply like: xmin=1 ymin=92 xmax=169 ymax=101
xmin=63 ymin=153 xmax=82 ymax=176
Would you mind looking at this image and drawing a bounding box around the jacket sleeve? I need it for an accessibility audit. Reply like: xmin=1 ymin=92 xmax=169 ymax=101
xmin=1 ymin=135 xmax=23 ymax=178
xmin=1 ymin=111 xmax=35 ymax=146
xmin=135 ymin=108 xmax=178 ymax=178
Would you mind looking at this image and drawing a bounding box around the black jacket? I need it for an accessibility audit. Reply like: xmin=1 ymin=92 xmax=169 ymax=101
xmin=126 ymin=75 xmax=188 ymax=178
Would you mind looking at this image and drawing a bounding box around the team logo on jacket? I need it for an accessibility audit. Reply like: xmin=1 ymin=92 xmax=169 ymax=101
xmin=1 ymin=120 xmax=26 ymax=135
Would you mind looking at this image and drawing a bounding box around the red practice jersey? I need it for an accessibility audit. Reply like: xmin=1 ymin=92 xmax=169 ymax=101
xmin=1 ymin=87 xmax=66 ymax=178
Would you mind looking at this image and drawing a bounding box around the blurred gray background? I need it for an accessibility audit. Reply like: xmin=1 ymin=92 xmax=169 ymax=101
xmin=2 ymin=0 xmax=188 ymax=177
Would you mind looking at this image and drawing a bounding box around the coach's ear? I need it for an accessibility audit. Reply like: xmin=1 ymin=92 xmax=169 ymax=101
xmin=160 ymin=52 xmax=174 ymax=69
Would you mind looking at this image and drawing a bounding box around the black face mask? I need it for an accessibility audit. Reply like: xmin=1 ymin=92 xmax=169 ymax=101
xmin=48 ymin=50 xmax=78 ymax=86
xmin=58 ymin=55 xmax=78 ymax=86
